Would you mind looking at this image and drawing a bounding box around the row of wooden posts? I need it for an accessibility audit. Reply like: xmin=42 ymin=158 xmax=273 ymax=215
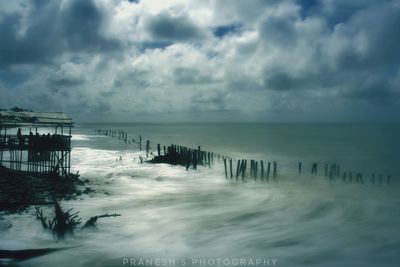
xmin=223 ymin=159 xmax=277 ymax=181
xmin=95 ymin=129 xmax=392 ymax=185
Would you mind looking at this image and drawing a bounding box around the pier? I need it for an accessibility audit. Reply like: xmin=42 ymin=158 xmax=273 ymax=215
xmin=0 ymin=110 xmax=73 ymax=176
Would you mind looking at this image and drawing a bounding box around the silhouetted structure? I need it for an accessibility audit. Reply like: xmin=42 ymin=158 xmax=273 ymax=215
xmin=0 ymin=110 xmax=73 ymax=176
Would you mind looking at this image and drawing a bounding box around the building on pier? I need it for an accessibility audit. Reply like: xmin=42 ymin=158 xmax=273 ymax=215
xmin=0 ymin=110 xmax=73 ymax=176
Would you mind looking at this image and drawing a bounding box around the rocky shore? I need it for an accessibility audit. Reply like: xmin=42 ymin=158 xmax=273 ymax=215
xmin=0 ymin=166 xmax=88 ymax=213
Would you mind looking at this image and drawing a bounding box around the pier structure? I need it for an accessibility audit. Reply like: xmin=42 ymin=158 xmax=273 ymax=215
xmin=0 ymin=110 xmax=73 ymax=176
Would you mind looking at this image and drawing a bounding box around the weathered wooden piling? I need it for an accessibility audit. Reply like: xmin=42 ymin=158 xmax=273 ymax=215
xmin=254 ymin=161 xmax=258 ymax=180
xmin=223 ymin=158 xmax=227 ymax=179
xmin=260 ymin=160 xmax=264 ymax=180
xmin=266 ymin=162 xmax=271 ymax=180
xmin=241 ymin=160 xmax=247 ymax=181
xmin=355 ymin=173 xmax=363 ymax=184
xmin=325 ymin=164 xmax=328 ymax=177
xmin=229 ymin=159 xmax=233 ymax=179
xmin=145 ymin=140 xmax=150 ymax=157
xmin=236 ymin=160 xmax=241 ymax=180
xmin=250 ymin=160 xmax=253 ymax=177
xmin=298 ymin=162 xmax=302 ymax=173
xmin=311 ymin=163 xmax=317 ymax=175
xmin=273 ymin=161 xmax=277 ymax=179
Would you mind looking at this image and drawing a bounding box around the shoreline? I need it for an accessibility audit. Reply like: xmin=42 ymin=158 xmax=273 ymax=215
xmin=0 ymin=166 xmax=88 ymax=214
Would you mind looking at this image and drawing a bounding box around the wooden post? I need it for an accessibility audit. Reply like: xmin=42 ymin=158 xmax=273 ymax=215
xmin=371 ymin=173 xmax=375 ymax=184
xmin=146 ymin=140 xmax=150 ymax=157
xmin=260 ymin=160 xmax=264 ymax=180
xmin=342 ymin=172 xmax=347 ymax=182
xmin=241 ymin=160 xmax=247 ymax=181
xmin=254 ymin=161 xmax=258 ymax=180
xmin=157 ymin=144 xmax=161 ymax=156
xmin=325 ymin=164 xmax=328 ymax=177
xmin=298 ymin=162 xmax=302 ymax=173
xmin=229 ymin=159 xmax=233 ymax=179
xmin=139 ymin=135 xmax=142 ymax=151
xmin=236 ymin=160 xmax=241 ymax=180
xmin=223 ymin=158 xmax=227 ymax=179
xmin=266 ymin=162 xmax=271 ymax=181
xmin=273 ymin=161 xmax=277 ymax=179
xmin=387 ymin=174 xmax=391 ymax=185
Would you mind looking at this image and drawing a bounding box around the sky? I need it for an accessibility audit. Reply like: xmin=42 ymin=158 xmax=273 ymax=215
xmin=0 ymin=0 xmax=399 ymax=123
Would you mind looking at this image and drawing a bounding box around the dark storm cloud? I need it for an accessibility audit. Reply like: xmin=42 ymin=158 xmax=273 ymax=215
xmin=144 ymin=12 xmax=205 ymax=42
xmin=212 ymin=23 xmax=243 ymax=38
xmin=259 ymin=16 xmax=297 ymax=47
xmin=0 ymin=3 xmax=61 ymax=67
xmin=47 ymin=76 xmax=85 ymax=88
xmin=60 ymin=0 xmax=120 ymax=52
xmin=341 ymin=78 xmax=400 ymax=105
xmin=138 ymin=41 xmax=173 ymax=52
xmin=0 ymin=0 xmax=120 ymax=69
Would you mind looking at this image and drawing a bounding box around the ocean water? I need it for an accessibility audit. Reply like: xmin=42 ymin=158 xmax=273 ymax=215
xmin=1 ymin=123 xmax=400 ymax=267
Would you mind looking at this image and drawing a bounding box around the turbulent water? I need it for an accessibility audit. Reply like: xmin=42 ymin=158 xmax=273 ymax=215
xmin=1 ymin=123 xmax=400 ymax=267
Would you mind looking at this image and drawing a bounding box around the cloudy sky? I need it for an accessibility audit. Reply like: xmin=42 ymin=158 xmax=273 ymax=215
xmin=0 ymin=0 xmax=399 ymax=122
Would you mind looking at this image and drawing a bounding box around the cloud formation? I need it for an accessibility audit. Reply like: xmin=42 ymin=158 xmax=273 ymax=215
xmin=0 ymin=0 xmax=399 ymax=122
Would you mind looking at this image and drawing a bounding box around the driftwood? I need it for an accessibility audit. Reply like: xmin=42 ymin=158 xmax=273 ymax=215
xmin=82 ymin=213 xmax=121 ymax=229
xmin=36 ymin=201 xmax=81 ymax=238
xmin=36 ymin=201 xmax=121 ymax=238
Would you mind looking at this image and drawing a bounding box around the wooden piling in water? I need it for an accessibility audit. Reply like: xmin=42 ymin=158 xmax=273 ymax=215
xmin=325 ymin=164 xmax=328 ymax=177
xmin=223 ymin=158 xmax=227 ymax=179
xmin=261 ymin=160 xmax=264 ymax=180
xmin=298 ymin=162 xmax=302 ymax=173
xmin=311 ymin=163 xmax=317 ymax=175
xmin=229 ymin=159 xmax=233 ymax=179
xmin=236 ymin=160 xmax=240 ymax=180
xmin=254 ymin=161 xmax=258 ymax=180
xmin=273 ymin=161 xmax=277 ymax=179
xmin=241 ymin=160 xmax=247 ymax=181
xmin=266 ymin=162 xmax=271 ymax=181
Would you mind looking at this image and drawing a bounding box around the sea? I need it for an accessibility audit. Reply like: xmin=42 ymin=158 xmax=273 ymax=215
xmin=1 ymin=123 xmax=400 ymax=267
